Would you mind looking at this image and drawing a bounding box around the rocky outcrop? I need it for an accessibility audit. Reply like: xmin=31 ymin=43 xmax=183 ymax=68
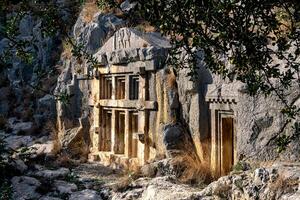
xmin=111 ymin=162 xmax=300 ymax=200
xmin=55 ymin=11 xmax=125 ymax=158
xmin=11 ymin=176 xmax=42 ymax=200
xmin=193 ymin=162 xmax=300 ymax=200
xmin=69 ymin=189 xmax=102 ymax=200
xmin=205 ymin=73 xmax=300 ymax=162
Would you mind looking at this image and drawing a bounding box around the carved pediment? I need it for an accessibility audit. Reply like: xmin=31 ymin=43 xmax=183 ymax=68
xmin=94 ymin=28 xmax=170 ymax=65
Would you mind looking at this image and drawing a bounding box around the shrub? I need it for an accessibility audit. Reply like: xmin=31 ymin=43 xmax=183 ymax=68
xmin=0 ymin=181 xmax=12 ymax=200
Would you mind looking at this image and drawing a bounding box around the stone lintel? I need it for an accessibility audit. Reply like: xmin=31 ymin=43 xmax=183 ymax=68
xmin=97 ymin=60 xmax=156 ymax=74
xmin=98 ymin=100 xmax=157 ymax=110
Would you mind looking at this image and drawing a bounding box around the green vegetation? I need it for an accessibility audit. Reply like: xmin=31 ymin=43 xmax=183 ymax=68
xmin=0 ymin=138 xmax=13 ymax=200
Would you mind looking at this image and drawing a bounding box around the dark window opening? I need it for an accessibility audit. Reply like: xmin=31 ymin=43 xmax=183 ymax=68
xmin=116 ymin=76 xmax=126 ymax=99
xmin=101 ymin=76 xmax=112 ymax=99
xmin=129 ymin=76 xmax=139 ymax=100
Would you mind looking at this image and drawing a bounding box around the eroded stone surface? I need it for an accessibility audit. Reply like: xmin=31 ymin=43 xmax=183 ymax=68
xmin=34 ymin=168 xmax=70 ymax=180
xmin=69 ymin=189 xmax=101 ymax=200
xmin=11 ymin=176 xmax=41 ymax=200
xmin=54 ymin=180 xmax=78 ymax=194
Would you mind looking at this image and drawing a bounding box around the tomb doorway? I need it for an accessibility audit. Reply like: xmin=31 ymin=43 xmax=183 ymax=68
xmin=220 ymin=116 xmax=234 ymax=176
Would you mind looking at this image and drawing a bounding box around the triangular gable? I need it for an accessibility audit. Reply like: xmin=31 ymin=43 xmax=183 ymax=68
xmin=98 ymin=28 xmax=170 ymax=53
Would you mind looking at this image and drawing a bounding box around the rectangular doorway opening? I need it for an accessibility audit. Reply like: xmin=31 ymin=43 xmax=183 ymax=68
xmin=129 ymin=111 xmax=139 ymax=157
xmin=115 ymin=111 xmax=125 ymax=154
xmin=99 ymin=109 xmax=111 ymax=152
xmin=220 ymin=117 xmax=234 ymax=176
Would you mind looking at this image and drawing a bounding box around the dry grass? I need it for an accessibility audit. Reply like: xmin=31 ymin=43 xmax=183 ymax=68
xmin=43 ymin=121 xmax=61 ymax=155
xmin=111 ymin=176 xmax=131 ymax=192
xmin=166 ymin=69 xmax=177 ymax=90
xmin=269 ymin=174 xmax=299 ymax=198
xmin=55 ymin=154 xmax=77 ymax=168
xmin=82 ymin=0 xmax=100 ymax=23
xmin=171 ymin=154 xmax=212 ymax=185
xmin=61 ymin=40 xmax=73 ymax=60
xmin=135 ymin=22 xmax=156 ymax=33
xmin=112 ymin=168 xmax=142 ymax=192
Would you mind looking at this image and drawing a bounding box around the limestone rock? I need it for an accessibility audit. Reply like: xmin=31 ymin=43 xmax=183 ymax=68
xmin=4 ymin=135 xmax=34 ymax=150
xmin=112 ymin=176 xmax=199 ymax=200
xmin=69 ymin=189 xmax=102 ymax=200
xmin=29 ymin=141 xmax=55 ymax=158
xmin=56 ymin=12 xmax=125 ymax=159
xmin=120 ymin=0 xmax=137 ymax=13
xmin=10 ymin=159 xmax=28 ymax=174
xmin=193 ymin=163 xmax=300 ymax=200
xmin=40 ymin=196 xmax=62 ymax=200
xmin=74 ymin=13 xmax=124 ymax=54
xmin=11 ymin=176 xmax=41 ymax=200
xmin=163 ymin=123 xmax=197 ymax=160
xmin=37 ymin=94 xmax=56 ymax=121
xmin=11 ymin=122 xmax=34 ymax=135
xmin=34 ymin=168 xmax=70 ymax=180
xmin=54 ymin=180 xmax=78 ymax=194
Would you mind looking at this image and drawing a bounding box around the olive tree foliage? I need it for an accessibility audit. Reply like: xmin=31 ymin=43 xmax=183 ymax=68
xmin=136 ymin=0 xmax=299 ymax=111
xmin=133 ymin=0 xmax=300 ymax=148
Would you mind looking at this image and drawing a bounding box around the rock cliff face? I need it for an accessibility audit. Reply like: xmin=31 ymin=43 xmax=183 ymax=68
xmin=55 ymin=11 xmax=125 ymax=158
xmin=0 ymin=14 xmax=59 ymax=124
xmin=205 ymin=74 xmax=300 ymax=162
xmin=1 ymin=2 xmax=299 ymax=199
xmin=54 ymin=5 xmax=299 ymax=172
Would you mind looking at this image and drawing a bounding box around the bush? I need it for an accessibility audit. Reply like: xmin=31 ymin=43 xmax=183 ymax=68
xmin=0 ymin=138 xmax=13 ymax=200
xmin=0 ymin=181 xmax=12 ymax=200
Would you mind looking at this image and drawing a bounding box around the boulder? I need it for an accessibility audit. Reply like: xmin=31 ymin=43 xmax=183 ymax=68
xmin=12 ymin=122 xmax=34 ymax=134
xmin=69 ymin=189 xmax=102 ymax=200
xmin=11 ymin=176 xmax=41 ymax=200
xmin=163 ymin=123 xmax=197 ymax=158
xmin=4 ymin=135 xmax=34 ymax=150
xmin=74 ymin=13 xmax=124 ymax=54
xmin=40 ymin=196 xmax=62 ymax=200
xmin=29 ymin=141 xmax=55 ymax=158
xmin=54 ymin=180 xmax=78 ymax=194
xmin=34 ymin=168 xmax=70 ymax=180
xmin=10 ymin=159 xmax=28 ymax=174
xmin=120 ymin=0 xmax=137 ymax=13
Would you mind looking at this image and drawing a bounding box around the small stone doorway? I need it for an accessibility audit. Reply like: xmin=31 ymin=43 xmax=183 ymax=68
xmin=220 ymin=117 xmax=234 ymax=176
xmin=208 ymin=99 xmax=237 ymax=178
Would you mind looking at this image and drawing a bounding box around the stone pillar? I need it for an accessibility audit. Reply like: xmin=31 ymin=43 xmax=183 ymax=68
xmin=111 ymin=109 xmax=116 ymax=154
xmin=112 ymin=76 xmax=116 ymax=100
xmin=210 ymin=105 xmax=219 ymax=178
xmin=94 ymin=104 xmax=100 ymax=152
xmin=125 ymin=75 xmax=130 ymax=100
